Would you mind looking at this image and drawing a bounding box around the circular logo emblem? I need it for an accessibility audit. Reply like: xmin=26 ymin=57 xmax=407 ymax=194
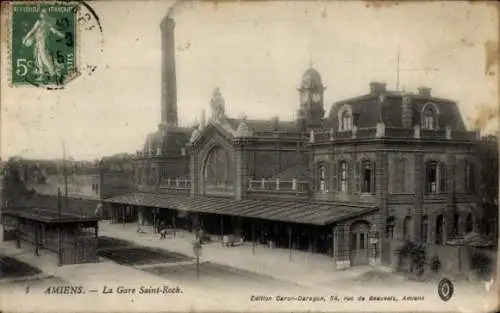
xmin=437 ymin=278 xmax=454 ymax=302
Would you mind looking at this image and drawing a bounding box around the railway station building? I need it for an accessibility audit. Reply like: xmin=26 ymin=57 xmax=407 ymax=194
xmin=103 ymin=16 xmax=482 ymax=270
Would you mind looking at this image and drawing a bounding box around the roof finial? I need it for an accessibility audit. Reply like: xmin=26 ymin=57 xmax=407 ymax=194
xmin=309 ymin=50 xmax=313 ymax=68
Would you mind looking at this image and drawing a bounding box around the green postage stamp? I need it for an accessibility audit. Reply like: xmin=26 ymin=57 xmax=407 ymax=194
xmin=11 ymin=2 xmax=78 ymax=87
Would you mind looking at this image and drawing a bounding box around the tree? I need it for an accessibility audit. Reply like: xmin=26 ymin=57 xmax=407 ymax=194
xmin=1 ymin=158 xmax=35 ymax=207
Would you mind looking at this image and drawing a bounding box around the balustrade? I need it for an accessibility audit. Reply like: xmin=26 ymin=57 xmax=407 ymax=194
xmin=159 ymin=177 xmax=192 ymax=190
xmin=420 ymin=129 xmax=447 ymax=139
xmin=247 ymin=177 xmax=308 ymax=193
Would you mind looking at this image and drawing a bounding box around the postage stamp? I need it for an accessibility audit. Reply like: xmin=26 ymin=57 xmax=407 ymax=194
xmin=11 ymin=2 xmax=78 ymax=87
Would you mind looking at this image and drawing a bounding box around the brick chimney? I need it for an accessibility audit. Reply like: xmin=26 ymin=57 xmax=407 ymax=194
xmin=160 ymin=17 xmax=178 ymax=127
xmin=369 ymin=81 xmax=387 ymax=94
xmin=417 ymin=86 xmax=432 ymax=97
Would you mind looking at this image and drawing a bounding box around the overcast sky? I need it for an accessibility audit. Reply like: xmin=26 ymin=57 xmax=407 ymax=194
xmin=1 ymin=0 xmax=498 ymax=160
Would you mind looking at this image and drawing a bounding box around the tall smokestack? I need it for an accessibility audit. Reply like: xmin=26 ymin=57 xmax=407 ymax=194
xmin=160 ymin=16 xmax=178 ymax=127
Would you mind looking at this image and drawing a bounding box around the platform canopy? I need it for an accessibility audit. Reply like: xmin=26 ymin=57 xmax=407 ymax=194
xmin=104 ymin=193 xmax=378 ymax=226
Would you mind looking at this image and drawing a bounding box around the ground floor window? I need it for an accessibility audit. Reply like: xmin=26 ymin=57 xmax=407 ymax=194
xmin=465 ymin=213 xmax=473 ymax=233
xmin=435 ymin=214 xmax=445 ymax=244
xmin=403 ymin=216 xmax=412 ymax=241
xmin=386 ymin=217 xmax=395 ymax=239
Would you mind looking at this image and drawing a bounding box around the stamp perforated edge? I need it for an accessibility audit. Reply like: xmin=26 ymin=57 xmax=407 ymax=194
xmin=7 ymin=0 xmax=81 ymax=89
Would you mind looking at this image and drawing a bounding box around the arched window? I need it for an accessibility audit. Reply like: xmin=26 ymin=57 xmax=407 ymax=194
xmin=203 ymin=146 xmax=234 ymax=190
xmin=341 ymin=111 xmax=351 ymax=131
xmin=435 ymin=214 xmax=445 ymax=244
xmin=421 ymin=215 xmax=428 ymax=243
xmin=465 ymin=213 xmax=473 ymax=233
xmin=423 ymin=109 xmax=434 ymax=129
xmin=403 ymin=216 xmax=412 ymax=241
xmin=339 ymin=161 xmax=348 ymax=192
xmin=421 ymin=103 xmax=439 ymax=130
xmin=386 ymin=216 xmax=395 ymax=239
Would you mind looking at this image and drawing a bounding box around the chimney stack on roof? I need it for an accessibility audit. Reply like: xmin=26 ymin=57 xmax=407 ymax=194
xmin=369 ymin=81 xmax=387 ymax=94
xmin=417 ymin=86 xmax=432 ymax=97
xmin=272 ymin=116 xmax=279 ymax=131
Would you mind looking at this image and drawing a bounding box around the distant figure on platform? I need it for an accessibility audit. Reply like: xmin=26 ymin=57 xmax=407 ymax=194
xmin=94 ymin=203 xmax=103 ymax=219
xmin=159 ymin=220 xmax=168 ymax=239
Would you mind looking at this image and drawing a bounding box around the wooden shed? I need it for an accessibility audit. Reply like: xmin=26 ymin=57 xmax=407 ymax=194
xmin=2 ymin=206 xmax=99 ymax=266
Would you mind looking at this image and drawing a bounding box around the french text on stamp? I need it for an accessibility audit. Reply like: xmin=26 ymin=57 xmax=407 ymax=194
xmin=11 ymin=2 xmax=78 ymax=87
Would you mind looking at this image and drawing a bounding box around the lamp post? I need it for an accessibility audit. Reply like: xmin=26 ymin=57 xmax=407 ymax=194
xmin=193 ymin=226 xmax=202 ymax=280
xmin=369 ymin=224 xmax=379 ymax=266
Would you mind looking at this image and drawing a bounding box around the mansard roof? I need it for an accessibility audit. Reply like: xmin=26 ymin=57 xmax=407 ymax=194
xmin=226 ymin=118 xmax=299 ymax=133
xmin=327 ymin=90 xmax=467 ymax=130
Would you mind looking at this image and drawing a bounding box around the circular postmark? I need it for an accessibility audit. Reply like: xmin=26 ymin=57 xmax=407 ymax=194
xmin=437 ymin=277 xmax=454 ymax=302
xmin=8 ymin=0 xmax=104 ymax=90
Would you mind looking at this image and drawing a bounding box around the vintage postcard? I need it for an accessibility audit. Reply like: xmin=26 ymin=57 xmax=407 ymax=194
xmin=0 ymin=1 xmax=499 ymax=312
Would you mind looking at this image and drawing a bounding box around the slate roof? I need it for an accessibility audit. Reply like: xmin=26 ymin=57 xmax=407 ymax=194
xmin=2 ymin=207 xmax=98 ymax=224
xmin=9 ymin=193 xmax=100 ymax=217
xmin=104 ymin=192 xmax=377 ymax=226
xmin=269 ymin=163 xmax=309 ymax=180
xmin=226 ymin=118 xmax=299 ymax=133
xmin=328 ymin=91 xmax=466 ymax=131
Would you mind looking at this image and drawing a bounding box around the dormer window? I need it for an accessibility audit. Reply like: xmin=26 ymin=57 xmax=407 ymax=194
xmin=337 ymin=104 xmax=353 ymax=131
xmin=421 ymin=103 xmax=439 ymax=130
xmin=341 ymin=111 xmax=351 ymax=130
xmin=423 ymin=110 xmax=434 ymax=129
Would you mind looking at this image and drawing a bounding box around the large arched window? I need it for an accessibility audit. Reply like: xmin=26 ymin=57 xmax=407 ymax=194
xmin=203 ymin=146 xmax=234 ymax=190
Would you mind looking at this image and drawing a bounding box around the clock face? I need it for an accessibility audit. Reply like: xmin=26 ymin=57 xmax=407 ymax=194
xmin=312 ymin=92 xmax=321 ymax=102
xmin=303 ymin=78 xmax=311 ymax=88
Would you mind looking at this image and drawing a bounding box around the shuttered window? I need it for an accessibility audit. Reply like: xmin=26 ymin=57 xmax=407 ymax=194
xmin=331 ymin=161 xmax=337 ymax=193
xmin=439 ymin=162 xmax=447 ymax=193
xmin=339 ymin=160 xmax=348 ymax=193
